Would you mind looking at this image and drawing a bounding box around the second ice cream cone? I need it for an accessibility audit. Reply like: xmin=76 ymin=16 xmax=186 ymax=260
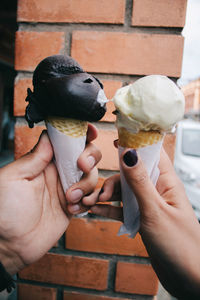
xmin=112 ymin=75 xmax=185 ymax=238
xmin=118 ymin=127 xmax=163 ymax=149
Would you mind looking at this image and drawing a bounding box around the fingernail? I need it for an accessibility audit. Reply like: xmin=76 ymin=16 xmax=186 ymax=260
xmin=123 ymin=150 xmax=138 ymax=167
xmin=87 ymin=155 xmax=95 ymax=168
xmin=70 ymin=204 xmax=80 ymax=213
xmin=69 ymin=189 xmax=83 ymax=203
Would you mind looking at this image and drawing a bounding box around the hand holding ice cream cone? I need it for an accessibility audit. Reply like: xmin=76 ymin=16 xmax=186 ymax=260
xmin=112 ymin=75 xmax=185 ymax=237
xmin=25 ymin=55 xmax=107 ymax=215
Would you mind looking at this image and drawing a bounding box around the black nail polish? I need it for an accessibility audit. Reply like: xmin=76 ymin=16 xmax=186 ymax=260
xmin=123 ymin=150 xmax=138 ymax=167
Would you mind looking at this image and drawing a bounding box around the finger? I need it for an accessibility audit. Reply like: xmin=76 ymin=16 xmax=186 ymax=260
xmin=157 ymin=148 xmax=182 ymax=195
xmin=67 ymin=202 xmax=88 ymax=215
xmin=77 ymin=143 xmax=102 ymax=174
xmin=120 ymin=149 xmax=162 ymax=213
xmin=4 ymin=131 xmax=53 ymax=180
xmin=86 ymin=123 xmax=98 ymax=143
xmin=82 ymin=188 xmax=101 ymax=206
xmin=66 ymin=168 xmax=98 ymax=204
xmin=90 ymin=204 xmax=123 ymax=222
xmin=156 ymin=148 xmax=187 ymax=205
xmin=99 ymin=174 xmax=121 ymax=203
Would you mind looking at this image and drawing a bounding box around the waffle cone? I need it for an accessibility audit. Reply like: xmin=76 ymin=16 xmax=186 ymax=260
xmin=118 ymin=127 xmax=163 ymax=149
xmin=47 ymin=117 xmax=88 ymax=137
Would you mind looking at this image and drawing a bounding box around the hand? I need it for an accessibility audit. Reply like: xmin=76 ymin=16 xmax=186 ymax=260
xmin=65 ymin=123 xmax=102 ymax=214
xmin=0 ymin=124 xmax=101 ymax=275
xmin=89 ymin=148 xmax=200 ymax=299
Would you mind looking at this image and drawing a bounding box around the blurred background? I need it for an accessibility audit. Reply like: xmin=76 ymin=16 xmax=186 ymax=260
xmin=0 ymin=0 xmax=17 ymax=167
xmin=174 ymin=0 xmax=200 ymax=223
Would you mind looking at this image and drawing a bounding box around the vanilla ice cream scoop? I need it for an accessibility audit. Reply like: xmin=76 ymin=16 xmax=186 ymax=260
xmin=113 ymin=75 xmax=185 ymax=133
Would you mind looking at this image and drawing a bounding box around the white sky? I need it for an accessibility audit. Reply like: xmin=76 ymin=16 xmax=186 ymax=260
xmin=178 ymin=0 xmax=200 ymax=86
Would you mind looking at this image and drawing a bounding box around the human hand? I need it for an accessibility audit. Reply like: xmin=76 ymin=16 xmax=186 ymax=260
xmin=89 ymin=148 xmax=200 ymax=299
xmin=0 ymin=124 xmax=100 ymax=275
xmin=65 ymin=123 xmax=101 ymax=214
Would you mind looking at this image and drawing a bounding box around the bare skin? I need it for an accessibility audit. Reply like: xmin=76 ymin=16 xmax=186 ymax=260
xmin=83 ymin=148 xmax=200 ymax=300
xmin=0 ymin=124 xmax=101 ymax=275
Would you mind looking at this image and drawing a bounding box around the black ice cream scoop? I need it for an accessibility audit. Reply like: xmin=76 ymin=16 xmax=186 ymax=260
xmin=25 ymin=55 xmax=107 ymax=128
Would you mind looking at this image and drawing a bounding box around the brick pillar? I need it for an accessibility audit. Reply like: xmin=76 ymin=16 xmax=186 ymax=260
xmin=14 ymin=0 xmax=187 ymax=299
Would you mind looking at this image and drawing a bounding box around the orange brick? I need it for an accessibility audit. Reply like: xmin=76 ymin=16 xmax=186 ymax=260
xmin=18 ymin=283 xmax=56 ymax=300
xmin=115 ymin=262 xmax=158 ymax=295
xmin=13 ymin=77 xmax=121 ymax=121
xmin=15 ymin=124 xmax=45 ymax=159
xmin=15 ymin=31 xmax=65 ymax=71
xmin=13 ymin=78 xmax=121 ymax=120
xmin=71 ymin=31 xmax=184 ymax=77
xmin=14 ymin=125 xmax=118 ymax=170
xmin=96 ymin=177 xmax=105 ymax=189
xmin=101 ymin=80 xmax=122 ymax=122
xmin=64 ymin=291 xmax=130 ymax=300
xmin=95 ymin=130 xmax=176 ymax=171
xmin=132 ymin=0 xmax=187 ymax=27
xmin=102 ymin=80 xmax=123 ymax=101
xmin=14 ymin=77 xmax=32 ymax=116
xmin=19 ymin=253 xmax=109 ymax=290
xmin=94 ymin=128 xmax=119 ymax=171
xmin=102 ymin=101 xmax=115 ymax=123
xmin=17 ymin=0 xmax=125 ymax=24
xmin=66 ymin=218 xmax=148 ymax=257
xmin=14 ymin=125 xmax=174 ymax=170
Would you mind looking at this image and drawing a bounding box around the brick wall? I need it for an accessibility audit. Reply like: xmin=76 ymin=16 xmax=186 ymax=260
xmin=14 ymin=0 xmax=187 ymax=299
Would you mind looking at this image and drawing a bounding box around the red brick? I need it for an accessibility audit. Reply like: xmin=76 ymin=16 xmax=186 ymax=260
xmin=17 ymin=0 xmax=125 ymax=24
xmin=101 ymin=80 xmax=122 ymax=123
xmin=64 ymin=291 xmax=130 ymax=300
xmin=94 ymin=128 xmax=119 ymax=171
xmin=13 ymin=78 xmax=121 ymax=120
xmin=115 ymin=262 xmax=158 ymax=295
xmin=102 ymin=80 xmax=123 ymax=101
xmin=66 ymin=218 xmax=148 ymax=257
xmin=71 ymin=31 xmax=184 ymax=77
xmin=14 ymin=77 xmax=32 ymax=116
xmin=132 ymin=0 xmax=187 ymax=27
xmin=18 ymin=283 xmax=56 ymax=300
xmin=15 ymin=31 xmax=65 ymax=71
xmin=14 ymin=125 xmax=118 ymax=170
xmin=14 ymin=125 xmax=174 ymax=170
xmin=15 ymin=124 xmax=45 ymax=159
xmin=19 ymin=253 xmax=109 ymax=290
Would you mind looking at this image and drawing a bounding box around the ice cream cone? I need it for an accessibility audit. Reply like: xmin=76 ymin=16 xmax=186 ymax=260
xmin=117 ymin=129 xmax=164 ymax=238
xmin=24 ymin=55 xmax=107 ymax=218
xmin=47 ymin=117 xmax=88 ymax=138
xmin=45 ymin=117 xmax=88 ymax=216
xmin=118 ymin=127 xmax=163 ymax=149
xmin=112 ymin=75 xmax=185 ymax=238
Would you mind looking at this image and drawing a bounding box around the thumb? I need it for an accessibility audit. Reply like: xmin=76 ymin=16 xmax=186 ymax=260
xmin=11 ymin=131 xmax=53 ymax=179
xmin=120 ymin=149 xmax=161 ymax=214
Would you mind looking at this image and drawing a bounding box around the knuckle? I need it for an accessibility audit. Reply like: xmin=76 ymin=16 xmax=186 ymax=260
xmin=90 ymin=143 xmax=102 ymax=161
xmin=133 ymin=169 xmax=148 ymax=187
